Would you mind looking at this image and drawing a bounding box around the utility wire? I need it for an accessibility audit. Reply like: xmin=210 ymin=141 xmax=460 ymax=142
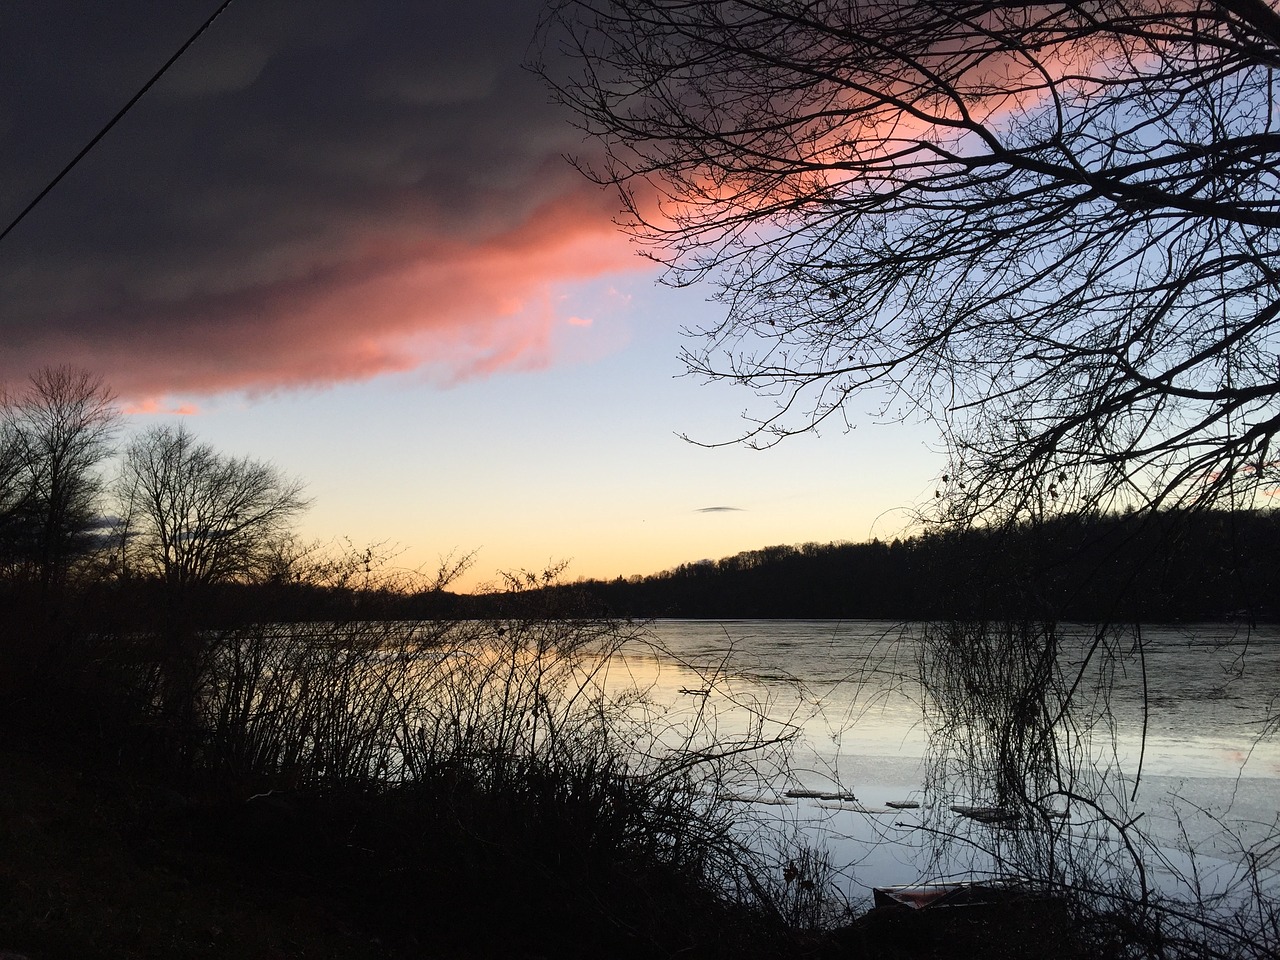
xmin=0 ymin=0 xmax=237 ymax=245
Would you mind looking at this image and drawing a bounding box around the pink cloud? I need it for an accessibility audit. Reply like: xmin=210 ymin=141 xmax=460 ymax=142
xmin=122 ymin=397 xmax=202 ymax=416
xmin=11 ymin=187 xmax=647 ymax=402
xmin=0 ymin=1 xmax=655 ymax=404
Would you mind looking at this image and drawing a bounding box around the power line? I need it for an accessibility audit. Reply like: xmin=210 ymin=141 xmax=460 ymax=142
xmin=0 ymin=0 xmax=237 ymax=245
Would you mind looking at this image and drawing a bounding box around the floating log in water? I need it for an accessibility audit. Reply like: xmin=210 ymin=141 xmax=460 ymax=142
xmin=816 ymin=802 xmax=891 ymax=814
xmin=785 ymin=788 xmax=859 ymax=802
xmin=949 ymin=804 xmax=1021 ymax=824
xmin=885 ymin=800 xmax=921 ymax=810
xmin=722 ymin=793 xmax=794 ymax=806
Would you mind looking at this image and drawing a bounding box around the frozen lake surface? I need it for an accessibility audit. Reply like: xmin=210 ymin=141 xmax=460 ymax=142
xmin=620 ymin=620 xmax=1280 ymax=908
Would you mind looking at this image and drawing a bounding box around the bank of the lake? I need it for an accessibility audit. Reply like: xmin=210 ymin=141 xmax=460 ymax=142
xmin=0 ymin=743 xmax=1098 ymax=960
xmin=0 ymin=746 xmax=406 ymax=960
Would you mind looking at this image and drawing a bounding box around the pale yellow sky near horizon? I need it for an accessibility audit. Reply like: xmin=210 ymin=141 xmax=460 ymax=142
xmin=123 ymin=274 xmax=943 ymax=593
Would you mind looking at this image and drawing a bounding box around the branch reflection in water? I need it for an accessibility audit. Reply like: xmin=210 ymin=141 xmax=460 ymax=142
xmin=640 ymin=619 xmax=1280 ymax=957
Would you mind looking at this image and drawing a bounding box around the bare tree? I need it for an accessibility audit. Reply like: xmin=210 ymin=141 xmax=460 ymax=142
xmin=0 ymin=417 xmax=24 ymax=560
xmin=0 ymin=366 xmax=119 ymax=590
xmin=540 ymin=0 xmax=1280 ymax=520
xmin=114 ymin=424 xmax=307 ymax=754
xmin=118 ymin=424 xmax=309 ymax=591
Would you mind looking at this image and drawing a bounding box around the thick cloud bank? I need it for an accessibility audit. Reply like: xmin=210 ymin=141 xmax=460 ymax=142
xmin=0 ymin=0 xmax=638 ymax=398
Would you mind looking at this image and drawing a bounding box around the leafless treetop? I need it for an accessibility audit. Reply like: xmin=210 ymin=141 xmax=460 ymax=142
xmin=542 ymin=0 xmax=1280 ymax=520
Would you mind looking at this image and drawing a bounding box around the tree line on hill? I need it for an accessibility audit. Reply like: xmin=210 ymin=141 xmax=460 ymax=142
xmin=512 ymin=511 xmax=1280 ymax=623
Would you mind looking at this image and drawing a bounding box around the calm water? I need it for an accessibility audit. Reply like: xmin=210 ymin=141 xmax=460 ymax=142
xmin=618 ymin=620 xmax=1280 ymax=906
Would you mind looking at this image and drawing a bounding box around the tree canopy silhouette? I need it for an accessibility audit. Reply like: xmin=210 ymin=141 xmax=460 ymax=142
xmin=0 ymin=366 xmax=118 ymax=592
xmin=118 ymin=423 xmax=309 ymax=591
xmin=541 ymin=0 xmax=1280 ymax=520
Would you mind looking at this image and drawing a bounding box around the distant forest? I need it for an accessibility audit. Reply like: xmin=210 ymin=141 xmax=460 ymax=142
xmin=456 ymin=509 xmax=1280 ymax=624
xmin=192 ymin=509 xmax=1279 ymax=625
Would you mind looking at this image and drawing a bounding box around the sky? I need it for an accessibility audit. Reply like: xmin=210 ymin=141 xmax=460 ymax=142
xmin=0 ymin=0 xmax=942 ymax=591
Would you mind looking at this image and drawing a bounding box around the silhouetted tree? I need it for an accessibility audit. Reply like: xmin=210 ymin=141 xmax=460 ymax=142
xmin=542 ymin=0 xmax=1280 ymax=521
xmin=0 ymin=418 xmax=23 ymax=562
xmin=0 ymin=366 xmax=119 ymax=592
xmin=117 ymin=423 xmax=309 ymax=592
xmin=116 ymin=423 xmax=309 ymax=752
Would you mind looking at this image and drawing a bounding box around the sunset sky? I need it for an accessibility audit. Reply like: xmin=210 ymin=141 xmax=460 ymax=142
xmin=0 ymin=0 xmax=941 ymax=590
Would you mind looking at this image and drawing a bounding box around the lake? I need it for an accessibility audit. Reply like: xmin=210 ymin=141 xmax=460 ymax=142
xmin=614 ymin=620 xmax=1280 ymax=909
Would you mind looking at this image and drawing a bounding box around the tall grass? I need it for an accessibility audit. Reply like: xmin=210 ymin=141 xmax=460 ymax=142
xmin=73 ymin=593 xmax=810 ymax=956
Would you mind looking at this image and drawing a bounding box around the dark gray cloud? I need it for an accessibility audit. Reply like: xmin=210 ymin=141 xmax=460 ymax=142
xmin=695 ymin=506 xmax=745 ymax=513
xmin=0 ymin=0 xmax=633 ymax=398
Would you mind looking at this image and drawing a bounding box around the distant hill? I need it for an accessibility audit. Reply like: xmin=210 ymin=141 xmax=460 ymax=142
xmin=472 ymin=509 xmax=1280 ymax=623
xmin=195 ymin=509 xmax=1279 ymax=624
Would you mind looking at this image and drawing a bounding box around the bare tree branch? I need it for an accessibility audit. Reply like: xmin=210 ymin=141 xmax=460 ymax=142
xmin=540 ymin=0 xmax=1280 ymax=519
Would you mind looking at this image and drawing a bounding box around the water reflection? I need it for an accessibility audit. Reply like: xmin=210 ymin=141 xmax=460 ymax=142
xmin=631 ymin=619 xmax=1280 ymax=937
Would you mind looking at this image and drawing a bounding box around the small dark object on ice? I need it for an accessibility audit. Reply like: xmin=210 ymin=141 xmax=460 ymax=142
xmin=831 ymin=882 xmax=1080 ymax=960
xmin=950 ymin=804 xmax=1020 ymax=823
xmin=785 ymin=788 xmax=858 ymax=802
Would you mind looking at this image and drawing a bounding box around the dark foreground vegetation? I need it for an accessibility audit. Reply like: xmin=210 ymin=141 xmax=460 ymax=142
xmin=0 ymin=574 xmax=788 ymax=960
xmin=3 ymin=576 xmax=1220 ymax=960
xmin=1 ymin=575 xmax=1117 ymax=960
